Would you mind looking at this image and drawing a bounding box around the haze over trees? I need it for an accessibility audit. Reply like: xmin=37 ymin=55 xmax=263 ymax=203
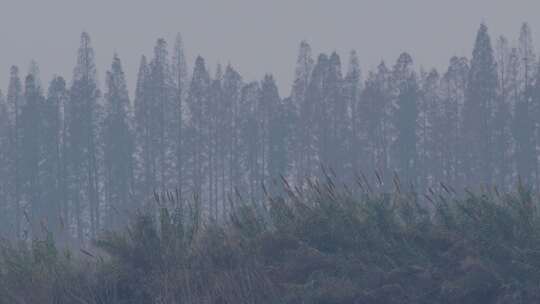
xmin=1 ymin=23 xmax=540 ymax=243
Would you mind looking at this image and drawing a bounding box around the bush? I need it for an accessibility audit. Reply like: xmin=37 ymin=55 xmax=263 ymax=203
xmin=2 ymin=181 xmax=540 ymax=303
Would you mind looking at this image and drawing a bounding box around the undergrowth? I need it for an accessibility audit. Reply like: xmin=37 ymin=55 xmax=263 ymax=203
xmin=1 ymin=180 xmax=540 ymax=303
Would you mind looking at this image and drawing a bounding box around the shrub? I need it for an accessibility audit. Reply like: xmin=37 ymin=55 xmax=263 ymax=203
xmin=2 ymin=181 xmax=540 ymax=303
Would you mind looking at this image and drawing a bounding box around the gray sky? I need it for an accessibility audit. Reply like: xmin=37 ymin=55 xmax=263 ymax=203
xmin=1 ymin=0 xmax=539 ymax=96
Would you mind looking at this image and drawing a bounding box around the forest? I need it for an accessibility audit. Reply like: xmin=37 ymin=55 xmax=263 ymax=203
xmin=1 ymin=22 xmax=540 ymax=302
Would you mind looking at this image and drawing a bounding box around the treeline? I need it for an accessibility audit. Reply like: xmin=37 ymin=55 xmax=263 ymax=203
xmin=0 ymin=23 xmax=539 ymax=243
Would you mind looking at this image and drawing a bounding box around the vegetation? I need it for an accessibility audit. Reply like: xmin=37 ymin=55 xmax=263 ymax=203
xmin=3 ymin=22 xmax=540 ymax=243
xmin=2 ymin=180 xmax=540 ymax=303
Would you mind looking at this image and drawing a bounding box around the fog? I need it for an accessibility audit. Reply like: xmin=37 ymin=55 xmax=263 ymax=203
xmin=1 ymin=0 xmax=539 ymax=94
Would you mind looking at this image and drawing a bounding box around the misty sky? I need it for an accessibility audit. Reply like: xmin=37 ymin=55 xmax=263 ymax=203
xmin=1 ymin=0 xmax=539 ymax=96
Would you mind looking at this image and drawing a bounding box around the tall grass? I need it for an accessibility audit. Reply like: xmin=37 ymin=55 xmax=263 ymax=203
xmin=2 ymin=178 xmax=540 ymax=303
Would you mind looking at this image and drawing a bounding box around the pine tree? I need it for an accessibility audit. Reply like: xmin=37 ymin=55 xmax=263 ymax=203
xmin=308 ymin=54 xmax=329 ymax=179
xmin=171 ymin=33 xmax=189 ymax=201
xmin=440 ymin=56 xmax=469 ymax=188
xmin=208 ymin=65 xmax=223 ymax=219
xmin=186 ymin=56 xmax=211 ymax=197
xmin=532 ymin=61 xmax=540 ymax=189
xmin=236 ymin=82 xmax=258 ymax=199
xmin=518 ymin=23 xmax=536 ymax=93
xmin=517 ymin=23 xmax=539 ymax=188
xmin=172 ymin=34 xmax=189 ymax=100
xmin=27 ymin=60 xmax=42 ymax=93
xmin=513 ymin=96 xmax=534 ymax=185
xmin=361 ymin=61 xmax=392 ymax=186
xmin=260 ymin=75 xmax=287 ymax=188
xmin=391 ymin=53 xmax=419 ymax=185
xmin=326 ymin=52 xmax=349 ymax=179
xmin=305 ymin=52 xmax=347 ymax=180
xmin=462 ymin=24 xmax=498 ymax=186
xmin=494 ymin=36 xmax=512 ymax=188
xmin=44 ymin=76 xmax=68 ymax=239
xmin=134 ymin=55 xmax=152 ymax=202
xmin=418 ymin=69 xmax=442 ymax=188
xmin=66 ymin=32 xmax=101 ymax=242
xmin=344 ymin=50 xmax=363 ymax=178
xmin=0 ymin=91 xmax=12 ymax=236
xmin=291 ymin=41 xmax=314 ymax=182
xmin=7 ymin=66 xmax=23 ymax=238
xmin=220 ymin=65 xmax=243 ymax=205
xmin=148 ymin=39 xmax=174 ymax=190
xmin=20 ymin=74 xmax=44 ymax=238
xmin=103 ymin=54 xmax=134 ymax=230
xmin=496 ymin=36 xmax=511 ymax=110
